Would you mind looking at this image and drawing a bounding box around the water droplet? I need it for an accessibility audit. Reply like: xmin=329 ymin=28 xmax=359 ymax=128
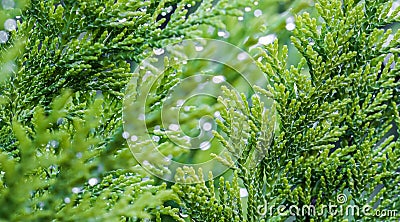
xmin=50 ymin=140 xmax=59 ymax=148
xmin=254 ymin=9 xmax=262 ymax=17
xmin=258 ymin=34 xmax=276 ymax=45
xmin=122 ymin=131 xmax=130 ymax=139
xmin=285 ymin=15 xmax=295 ymax=31
xmin=166 ymin=6 xmax=173 ymax=13
xmin=200 ymin=141 xmax=211 ymax=150
xmin=153 ymin=48 xmax=165 ymax=55
xmin=308 ymin=38 xmax=315 ymax=46
xmin=64 ymin=197 xmax=71 ymax=203
xmin=180 ymin=212 xmax=189 ymax=218
xmin=130 ymin=135 xmax=138 ymax=142
xmin=286 ymin=16 xmax=295 ymax=23
xmin=217 ymin=30 xmax=229 ymax=38
xmin=202 ymin=122 xmax=213 ymax=131
xmin=88 ymin=178 xmax=99 ymax=186
xmin=1 ymin=0 xmax=14 ymax=9
xmin=286 ymin=23 xmax=296 ymax=31
xmin=72 ymin=187 xmax=81 ymax=194
xmin=57 ymin=118 xmax=64 ymax=125
xmin=152 ymin=135 xmax=160 ymax=142
xmin=118 ymin=18 xmax=127 ymax=23
xmin=164 ymin=155 xmax=172 ymax=162
xmin=0 ymin=31 xmax=9 ymax=44
xmin=240 ymin=188 xmax=248 ymax=197
xmin=212 ymin=75 xmax=225 ymax=84
xmin=76 ymin=152 xmax=83 ymax=159
xmin=4 ymin=18 xmax=16 ymax=31
xmin=195 ymin=45 xmax=204 ymax=52
xmin=139 ymin=7 xmax=147 ymax=12
xmin=237 ymin=52 xmax=248 ymax=61
xmin=168 ymin=124 xmax=179 ymax=131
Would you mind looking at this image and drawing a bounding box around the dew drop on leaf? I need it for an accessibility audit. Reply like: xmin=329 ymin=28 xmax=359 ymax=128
xmin=72 ymin=187 xmax=81 ymax=194
xmin=200 ymin=141 xmax=211 ymax=150
xmin=195 ymin=45 xmax=204 ymax=52
xmin=0 ymin=31 xmax=9 ymax=44
xmin=88 ymin=178 xmax=99 ymax=186
xmin=259 ymin=34 xmax=276 ymax=45
xmin=202 ymin=122 xmax=212 ymax=131
xmin=153 ymin=48 xmax=165 ymax=55
xmin=122 ymin=131 xmax=130 ymax=139
xmin=254 ymin=9 xmax=262 ymax=17
xmin=4 ymin=19 xmax=16 ymax=31
xmin=130 ymin=135 xmax=138 ymax=142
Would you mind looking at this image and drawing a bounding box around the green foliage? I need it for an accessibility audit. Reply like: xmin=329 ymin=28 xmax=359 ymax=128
xmin=0 ymin=0 xmax=244 ymax=153
xmin=173 ymin=168 xmax=244 ymax=221
xmin=0 ymin=0 xmax=247 ymax=220
xmin=174 ymin=0 xmax=400 ymax=221
xmin=0 ymin=92 xmax=181 ymax=220
xmin=1 ymin=0 xmax=399 ymax=221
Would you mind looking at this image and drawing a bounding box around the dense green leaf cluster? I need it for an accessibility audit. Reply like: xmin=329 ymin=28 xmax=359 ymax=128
xmin=0 ymin=0 xmax=244 ymax=153
xmin=0 ymin=92 xmax=180 ymax=220
xmin=0 ymin=0 xmax=246 ymax=220
xmin=174 ymin=0 xmax=400 ymax=221
xmin=1 ymin=0 xmax=399 ymax=221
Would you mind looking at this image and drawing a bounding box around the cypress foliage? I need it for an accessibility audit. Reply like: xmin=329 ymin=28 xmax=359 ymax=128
xmin=1 ymin=0 xmax=399 ymax=221
xmin=0 ymin=0 xmax=244 ymax=220
xmin=173 ymin=0 xmax=400 ymax=221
